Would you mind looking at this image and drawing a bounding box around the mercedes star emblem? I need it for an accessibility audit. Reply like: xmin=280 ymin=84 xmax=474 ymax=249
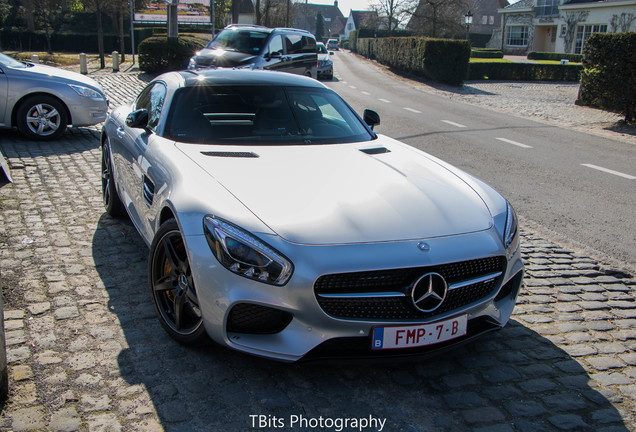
xmin=411 ymin=272 xmax=448 ymax=312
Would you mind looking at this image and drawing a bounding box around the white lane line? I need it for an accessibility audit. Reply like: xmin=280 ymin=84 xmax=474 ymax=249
xmin=378 ymin=98 xmax=392 ymax=103
xmin=441 ymin=120 xmax=466 ymax=128
xmin=496 ymin=137 xmax=533 ymax=149
xmin=361 ymin=91 xmax=371 ymax=96
xmin=349 ymin=85 xmax=357 ymax=89
xmin=404 ymin=107 xmax=422 ymax=114
xmin=581 ymin=164 xmax=636 ymax=180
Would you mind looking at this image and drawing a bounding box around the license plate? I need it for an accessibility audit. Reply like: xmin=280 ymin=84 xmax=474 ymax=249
xmin=371 ymin=315 xmax=467 ymax=350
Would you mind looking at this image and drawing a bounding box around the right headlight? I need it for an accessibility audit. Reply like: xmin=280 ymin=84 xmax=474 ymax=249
xmin=203 ymin=216 xmax=293 ymax=286
xmin=503 ymin=202 xmax=519 ymax=259
xmin=187 ymin=58 xmax=197 ymax=69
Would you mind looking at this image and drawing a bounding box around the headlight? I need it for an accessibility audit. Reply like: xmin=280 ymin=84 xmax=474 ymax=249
xmin=504 ymin=202 xmax=519 ymax=258
xmin=204 ymin=216 xmax=293 ymax=286
xmin=68 ymin=84 xmax=105 ymax=99
xmin=188 ymin=58 xmax=197 ymax=69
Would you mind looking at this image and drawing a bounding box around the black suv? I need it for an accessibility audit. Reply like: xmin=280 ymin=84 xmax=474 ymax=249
xmin=188 ymin=25 xmax=317 ymax=79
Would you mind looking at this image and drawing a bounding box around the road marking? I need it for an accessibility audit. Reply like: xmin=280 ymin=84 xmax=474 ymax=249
xmin=581 ymin=164 xmax=636 ymax=180
xmin=404 ymin=107 xmax=422 ymax=114
xmin=378 ymin=98 xmax=392 ymax=103
xmin=496 ymin=137 xmax=533 ymax=149
xmin=361 ymin=91 xmax=371 ymax=95
xmin=349 ymin=85 xmax=357 ymax=89
xmin=441 ymin=120 xmax=466 ymax=128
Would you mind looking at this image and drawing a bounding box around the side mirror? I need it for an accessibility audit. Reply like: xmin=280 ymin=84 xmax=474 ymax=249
xmin=363 ymin=109 xmax=380 ymax=130
xmin=126 ymin=109 xmax=149 ymax=129
xmin=267 ymin=51 xmax=282 ymax=61
xmin=329 ymin=52 xmax=335 ymax=55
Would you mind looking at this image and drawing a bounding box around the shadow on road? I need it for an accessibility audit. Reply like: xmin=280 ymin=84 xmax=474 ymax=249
xmin=91 ymin=213 xmax=629 ymax=432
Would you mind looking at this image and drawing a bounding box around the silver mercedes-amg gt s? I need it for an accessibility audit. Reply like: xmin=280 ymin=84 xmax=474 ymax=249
xmin=100 ymin=69 xmax=523 ymax=362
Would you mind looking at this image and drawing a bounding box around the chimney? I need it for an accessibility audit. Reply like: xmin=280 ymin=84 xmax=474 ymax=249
xmin=334 ymin=0 xmax=338 ymax=8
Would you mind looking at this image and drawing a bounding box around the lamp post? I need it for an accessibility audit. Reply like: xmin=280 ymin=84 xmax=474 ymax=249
xmin=464 ymin=11 xmax=473 ymax=41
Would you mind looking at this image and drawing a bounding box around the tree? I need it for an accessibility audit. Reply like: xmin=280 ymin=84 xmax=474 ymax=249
xmin=371 ymin=0 xmax=414 ymax=35
xmin=562 ymin=11 xmax=588 ymax=53
xmin=315 ymin=11 xmax=325 ymax=41
xmin=407 ymin=0 xmax=470 ymax=38
xmin=33 ymin=0 xmax=63 ymax=52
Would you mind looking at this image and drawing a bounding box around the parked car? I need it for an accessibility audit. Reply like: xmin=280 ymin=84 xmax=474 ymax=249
xmin=188 ymin=24 xmax=317 ymax=79
xmin=0 ymin=51 xmax=109 ymax=140
xmin=316 ymin=42 xmax=333 ymax=80
xmin=327 ymin=38 xmax=339 ymax=51
xmin=101 ymin=69 xmax=523 ymax=362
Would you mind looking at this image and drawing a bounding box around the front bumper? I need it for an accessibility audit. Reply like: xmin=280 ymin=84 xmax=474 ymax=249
xmin=186 ymin=227 xmax=524 ymax=362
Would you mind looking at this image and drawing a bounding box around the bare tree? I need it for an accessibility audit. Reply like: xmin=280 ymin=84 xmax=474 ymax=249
xmin=561 ymin=11 xmax=588 ymax=53
xmin=407 ymin=0 xmax=469 ymax=38
xmin=371 ymin=0 xmax=416 ymax=35
xmin=610 ymin=13 xmax=635 ymax=33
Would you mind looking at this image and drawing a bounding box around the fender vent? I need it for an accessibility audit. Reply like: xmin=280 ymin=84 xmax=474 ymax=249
xmin=360 ymin=147 xmax=390 ymax=155
xmin=201 ymin=151 xmax=259 ymax=158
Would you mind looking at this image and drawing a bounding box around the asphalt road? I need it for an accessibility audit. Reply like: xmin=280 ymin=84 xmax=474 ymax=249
xmin=323 ymin=51 xmax=636 ymax=274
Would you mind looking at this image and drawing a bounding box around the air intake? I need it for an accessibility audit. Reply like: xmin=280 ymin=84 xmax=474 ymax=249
xmin=201 ymin=151 xmax=259 ymax=158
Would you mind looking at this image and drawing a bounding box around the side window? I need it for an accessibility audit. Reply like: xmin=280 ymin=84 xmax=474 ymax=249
xmin=285 ymin=34 xmax=303 ymax=54
xmin=134 ymin=82 xmax=167 ymax=131
xmin=301 ymin=36 xmax=316 ymax=53
xmin=266 ymin=35 xmax=284 ymax=56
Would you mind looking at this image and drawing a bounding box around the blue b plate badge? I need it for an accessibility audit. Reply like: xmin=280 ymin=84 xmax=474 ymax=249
xmin=372 ymin=315 xmax=468 ymax=350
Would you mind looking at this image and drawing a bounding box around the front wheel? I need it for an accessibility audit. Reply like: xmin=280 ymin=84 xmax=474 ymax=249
xmin=101 ymin=142 xmax=125 ymax=217
xmin=148 ymin=220 xmax=208 ymax=345
xmin=16 ymin=95 xmax=68 ymax=140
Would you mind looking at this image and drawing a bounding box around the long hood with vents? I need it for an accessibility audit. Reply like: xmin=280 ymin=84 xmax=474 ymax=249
xmin=175 ymin=136 xmax=494 ymax=245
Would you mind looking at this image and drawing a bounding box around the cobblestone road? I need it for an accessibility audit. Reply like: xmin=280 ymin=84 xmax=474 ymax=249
xmin=0 ymin=70 xmax=635 ymax=431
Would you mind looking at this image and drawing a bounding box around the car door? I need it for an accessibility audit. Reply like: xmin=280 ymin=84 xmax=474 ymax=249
xmin=114 ymin=81 xmax=167 ymax=241
xmin=262 ymin=35 xmax=287 ymax=72
xmin=283 ymin=34 xmax=317 ymax=77
xmin=0 ymin=65 xmax=8 ymax=127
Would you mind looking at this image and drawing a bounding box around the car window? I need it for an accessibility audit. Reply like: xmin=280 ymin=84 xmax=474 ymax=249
xmin=317 ymin=44 xmax=328 ymax=54
xmin=266 ymin=35 xmax=284 ymax=57
xmin=0 ymin=52 xmax=27 ymax=69
xmin=134 ymin=82 xmax=167 ymax=131
xmin=285 ymin=35 xmax=316 ymax=54
xmin=208 ymin=30 xmax=269 ymax=54
xmin=164 ymin=85 xmax=373 ymax=145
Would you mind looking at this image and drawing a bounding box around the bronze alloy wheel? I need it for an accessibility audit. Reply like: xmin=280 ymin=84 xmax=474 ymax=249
xmin=149 ymin=220 xmax=208 ymax=345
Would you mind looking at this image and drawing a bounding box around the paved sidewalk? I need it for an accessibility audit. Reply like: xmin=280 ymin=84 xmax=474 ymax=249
xmin=0 ymin=70 xmax=635 ymax=431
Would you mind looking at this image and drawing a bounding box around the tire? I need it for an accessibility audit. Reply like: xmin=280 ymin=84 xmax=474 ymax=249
xmin=16 ymin=95 xmax=68 ymax=140
xmin=149 ymin=220 xmax=208 ymax=345
xmin=101 ymin=142 xmax=126 ymax=217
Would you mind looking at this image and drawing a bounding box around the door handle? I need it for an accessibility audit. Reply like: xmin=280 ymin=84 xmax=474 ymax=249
xmin=117 ymin=127 xmax=125 ymax=139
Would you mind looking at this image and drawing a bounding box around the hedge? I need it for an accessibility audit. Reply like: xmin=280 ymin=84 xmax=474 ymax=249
xmin=577 ymin=32 xmax=636 ymax=122
xmin=138 ymin=36 xmax=206 ymax=74
xmin=467 ymin=62 xmax=582 ymax=81
xmin=353 ymin=36 xmax=470 ymax=86
xmin=527 ymin=51 xmax=583 ymax=62
xmin=0 ymin=28 xmax=153 ymax=53
xmin=471 ymin=48 xmax=504 ymax=59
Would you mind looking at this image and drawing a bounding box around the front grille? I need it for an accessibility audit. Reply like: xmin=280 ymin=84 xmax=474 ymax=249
xmin=314 ymin=256 xmax=506 ymax=321
xmin=226 ymin=303 xmax=293 ymax=334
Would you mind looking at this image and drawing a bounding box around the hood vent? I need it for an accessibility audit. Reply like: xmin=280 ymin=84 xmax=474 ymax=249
xmin=360 ymin=147 xmax=390 ymax=155
xmin=201 ymin=151 xmax=259 ymax=158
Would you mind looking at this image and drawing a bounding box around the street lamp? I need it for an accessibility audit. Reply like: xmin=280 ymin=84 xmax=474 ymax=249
xmin=464 ymin=11 xmax=473 ymax=41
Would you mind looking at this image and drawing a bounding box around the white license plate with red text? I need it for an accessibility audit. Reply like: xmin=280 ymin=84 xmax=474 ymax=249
xmin=371 ymin=315 xmax=467 ymax=350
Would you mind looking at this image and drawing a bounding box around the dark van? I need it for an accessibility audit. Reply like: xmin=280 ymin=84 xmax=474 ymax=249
xmin=188 ymin=25 xmax=318 ymax=79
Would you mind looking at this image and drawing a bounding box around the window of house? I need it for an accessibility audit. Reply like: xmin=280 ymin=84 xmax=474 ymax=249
xmin=482 ymin=16 xmax=488 ymax=25
xmin=489 ymin=16 xmax=495 ymax=25
xmin=506 ymin=26 xmax=529 ymax=46
xmin=347 ymin=23 xmax=353 ymax=30
xmin=575 ymin=24 xmax=607 ymax=54
xmin=535 ymin=0 xmax=559 ymax=17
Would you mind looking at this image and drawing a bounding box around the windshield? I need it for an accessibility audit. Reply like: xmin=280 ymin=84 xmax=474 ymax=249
xmin=317 ymin=44 xmax=328 ymax=54
xmin=206 ymin=29 xmax=269 ymax=55
xmin=0 ymin=52 xmax=28 ymax=68
xmin=165 ymin=85 xmax=374 ymax=145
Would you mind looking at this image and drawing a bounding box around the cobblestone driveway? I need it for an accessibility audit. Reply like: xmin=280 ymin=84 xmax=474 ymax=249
xmin=0 ymin=71 xmax=635 ymax=431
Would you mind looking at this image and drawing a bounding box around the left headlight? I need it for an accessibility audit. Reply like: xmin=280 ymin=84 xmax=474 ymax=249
xmin=504 ymin=202 xmax=519 ymax=259
xmin=204 ymin=216 xmax=293 ymax=286
xmin=68 ymin=84 xmax=105 ymax=100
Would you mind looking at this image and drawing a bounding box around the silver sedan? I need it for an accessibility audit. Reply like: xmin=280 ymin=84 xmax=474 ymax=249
xmin=100 ymin=69 xmax=524 ymax=362
xmin=0 ymin=52 xmax=108 ymax=140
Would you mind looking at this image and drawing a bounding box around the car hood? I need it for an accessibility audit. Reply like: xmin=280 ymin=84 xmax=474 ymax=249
xmin=176 ymin=136 xmax=493 ymax=245
xmin=13 ymin=63 xmax=104 ymax=90
xmin=193 ymin=49 xmax=256 ymax=67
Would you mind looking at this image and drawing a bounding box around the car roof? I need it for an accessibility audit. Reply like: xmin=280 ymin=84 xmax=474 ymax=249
xmin=167 ymin=69 xmax=327 ymax=89
xmin=223 ymin=24 xmax=315 ymax=37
